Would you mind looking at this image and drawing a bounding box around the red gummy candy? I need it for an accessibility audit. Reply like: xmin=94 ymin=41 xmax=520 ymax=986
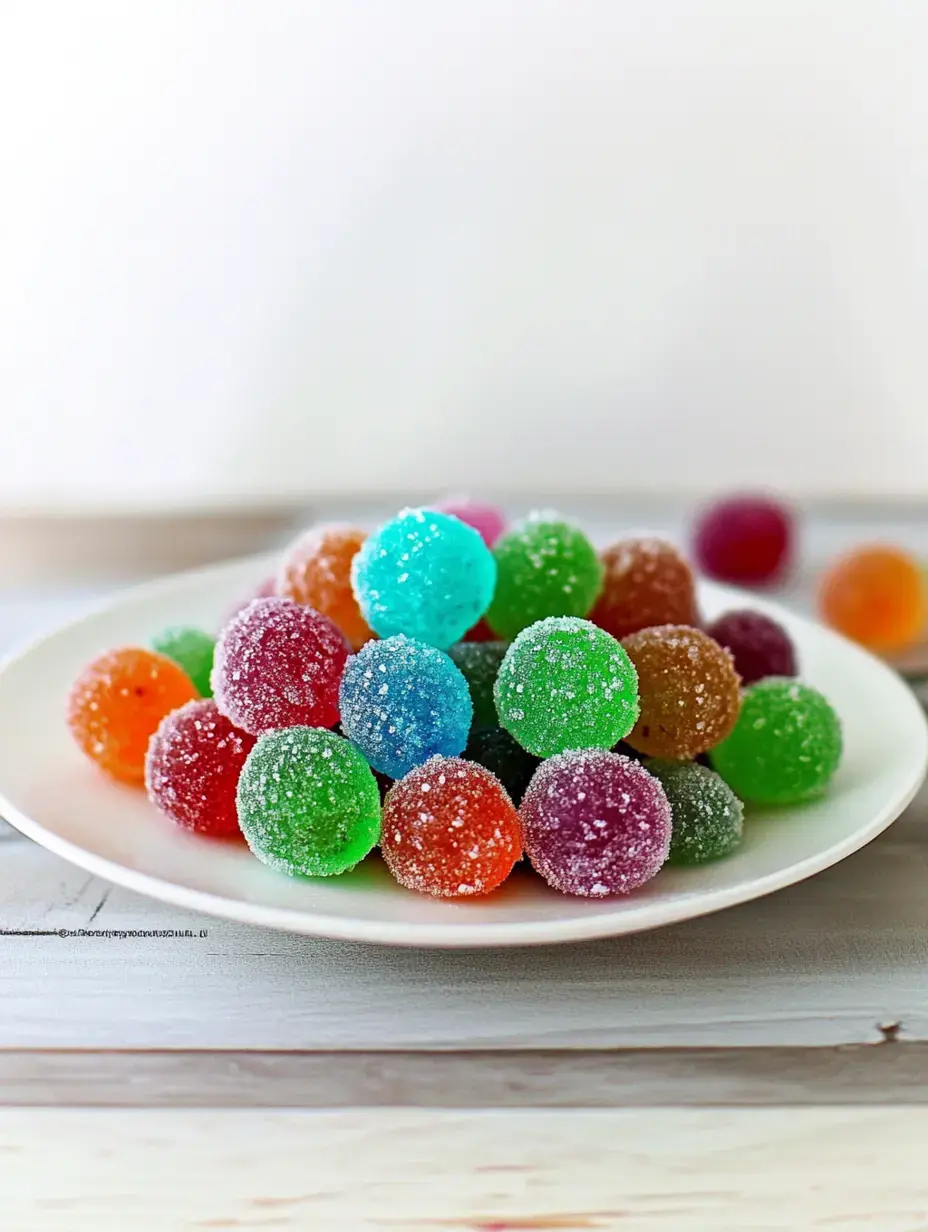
xmin=212 ymin=597 xmax=349 ymax=735
xmin=693 ymin=495 xmax=793 ymax=586
xmin=146 ymin=699 xmax=255 ymax=839
xmin=382 ymin=756 xmax=522 ymax=897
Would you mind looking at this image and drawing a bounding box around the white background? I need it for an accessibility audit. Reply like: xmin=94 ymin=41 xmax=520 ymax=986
xmin=1 ymin=1 xmax=926 ymax=511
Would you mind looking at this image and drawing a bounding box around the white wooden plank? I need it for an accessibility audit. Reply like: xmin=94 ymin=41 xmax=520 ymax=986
xmin=2 ymin=1107 xmax=928 ymax=1231
xmin=1 ymin=815 xmax=927 ymax=1050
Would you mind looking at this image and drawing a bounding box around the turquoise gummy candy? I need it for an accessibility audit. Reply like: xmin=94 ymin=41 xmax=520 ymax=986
xmin=339 ymin=635 xmax=473 ymax=779
xmin=448 ymin=641 xmax=507 ymax=730
xmin=710 ymin=678 xmax=842 ymax=805
xmin=236 ymin=726 xmax=380 ymax=877
xmin=151 ymin=626 xmax=215 ymax=697
xmin=351 ymin=508 xmax=496 ymax=649
xmin=646 ymin=759 xmax=744 ymax=865
xmin=494 ymin=616 xmax=639 ymax=759
xmin=486 ymin=514 xmax=604 ymax=640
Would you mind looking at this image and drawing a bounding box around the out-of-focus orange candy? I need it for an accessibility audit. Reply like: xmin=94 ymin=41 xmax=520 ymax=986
xmin=819 ymin=545 xmax=927 ymax=653
xmin=67 ymin=648 xmax=199 ymax=785
xmin=276 ymin=524 xmax=373 ymax=650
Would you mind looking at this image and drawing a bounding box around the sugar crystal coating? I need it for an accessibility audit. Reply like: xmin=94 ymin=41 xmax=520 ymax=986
xmin=486 ymin=513 xmax=604 ymax=640
xmin=463 ymin=726 xmax=539 ymax=804
xmin=277 ymin=524 xmax=373 ymax=650
xmin=151 ymin=626 xmax=216 ymax=697
xmin=351 ymin=508 xmax=496 ymax=649
xmin=381 ymin=756 xmax=522 ymax=896
xmin=338 ymin=635 xmax=473 ymax=779
xmin=645 ymin=759 xmax=744 ymax=865
xmin=591 ymin=538 xmax=698 ymax=640
xmin=520 ymin=749 xmax=671 ymax=896
xmin=706 ymin=609 xmax=797 ymax=685
xmin=448 ymin=641 xmax=507 ymax=730
xmin=236 ymin=726 xmax=380 ymax=876
xmin=710 ymin=678 xmax=842 ymax=805
xmin=146 ymin=698 xmax=255 ymax=838
xmin=435 ymin=498 xmax=506 ymax=547
xmin=819 ymin=545 xmax=928 ymax=653
xmin=693 ymin=494 xmax=793 ymax=586
xmin=622 ymin=625 xmax=741 ymax=759
xmin=212 ymin=597 xmax=349 ymax=736
xmin=67 ymin=647 xmax=199 ymax=785
xmin=495 ymin=616 xmax=638 ymax=758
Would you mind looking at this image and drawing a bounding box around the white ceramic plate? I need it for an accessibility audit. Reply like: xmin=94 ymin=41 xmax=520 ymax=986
xmin=0 ymin=555 xmax=924 ymax=947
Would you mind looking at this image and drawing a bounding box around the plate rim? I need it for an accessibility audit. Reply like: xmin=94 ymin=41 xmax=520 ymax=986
xmin=1 ymin=553 xmax=926 ymax=948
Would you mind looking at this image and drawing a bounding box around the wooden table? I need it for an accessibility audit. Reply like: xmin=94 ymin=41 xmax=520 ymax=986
xmin=2 ymin=519 xmax=928 ymax=1229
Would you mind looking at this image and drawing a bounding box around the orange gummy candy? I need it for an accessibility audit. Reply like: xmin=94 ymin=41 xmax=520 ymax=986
xmin=277 ymin=524 xmax=373 ymax=650
xmin=819 ymin=545 xmax=927 ymax=653
xmin=67 ymin=647 xmax=199 ymax=785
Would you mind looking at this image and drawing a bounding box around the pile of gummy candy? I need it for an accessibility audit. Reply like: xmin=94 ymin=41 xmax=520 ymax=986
xmin=66 ymin=500 xmax=843 ymax=900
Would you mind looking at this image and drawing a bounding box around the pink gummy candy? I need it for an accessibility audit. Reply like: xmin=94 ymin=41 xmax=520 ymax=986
xmin=435 ymin=499 xmax=506 ymax=547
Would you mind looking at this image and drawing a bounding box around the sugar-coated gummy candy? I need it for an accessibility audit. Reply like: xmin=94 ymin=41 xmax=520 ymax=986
xmin=711 ymin=678 xmax=842 ymax=805
xmin=447 ymin=641 xmax=507 ymax=730
xmin=277 ymin=524 xmax=373 ymax=650
xmin=236 ymin=726 xmax=381 ymax=876
xmin=819 ymin=545 xmax=928 ymax=653
xmin=486 ymin=514 xmax=604 ymax=640
xmin=351 ymin=508 xmax=496 ymax=650
xmin=706 ymin=609 xmax=797 ymax=685
xmin=435 ymin=498 xmax=506 ymax=547
xmin=495 ymin=616 xmax=638 ymax=758
xmin=464 ymin=726 xmax=539 ymax=805
xmin=339 ymin=635 xmax=472 ymax=779
xmin=591 ymin=538 xmax=698 ymax=640
xmin=621 ymin=625 xmax=741 ymax=759
xmin=381 ymin=756 xmax=522 ymax=897
xmin=212 ymin=597 xmax=349 ymax=736
xmin=145 ymin=699 xmax=255 ymax=839
xmin=520 ymin=749 xmax=671 ymax=897
xmin=151 ymin=626 xmax=216 ymax=697
xmin=693 ymin=494 xmax=793 ymax=586
xmin=645 ymin=759 xmax=744 ymax=866
xmin=67 ymin=647 xmax=199 ymax=785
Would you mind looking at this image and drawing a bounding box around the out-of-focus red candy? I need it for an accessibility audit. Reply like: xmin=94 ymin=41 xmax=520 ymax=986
xmin=145 ymin=699 xmax=255 ymax=839
xmin=693 ymin=495 xmax=793 ymax=586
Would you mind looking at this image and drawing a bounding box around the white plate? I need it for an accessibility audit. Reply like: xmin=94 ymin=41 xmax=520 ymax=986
xmin=0 ymin=555 xmax=925 ymax=947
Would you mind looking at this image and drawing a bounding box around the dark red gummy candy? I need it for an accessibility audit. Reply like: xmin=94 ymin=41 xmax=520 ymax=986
xmin=706 ymin=609 xmax=797 ymax=685
xmin=693 ymin=495 xmax=793 ymax=586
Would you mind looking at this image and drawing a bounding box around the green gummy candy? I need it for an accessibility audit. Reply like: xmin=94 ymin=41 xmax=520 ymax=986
xmin=236 ymin=727 xmax=381 ymax=877
xmin=494 ymin=616 xmax=639 ymax=759
xmin=710 ymin=678 xmax=842 ymax=805
xmin=151 ymin=626 xmax=215 ymax=698
xmin=486 ymin=514 xmax=604 ymax=640
xmin=646 ymin=759 xmax=744 ymax=866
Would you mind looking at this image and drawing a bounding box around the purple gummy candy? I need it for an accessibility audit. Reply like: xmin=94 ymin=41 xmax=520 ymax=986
xmin=520 ymin=749 xmax=671 ymax=897
xmin=706 ymin=609 xmax=797 ymax=686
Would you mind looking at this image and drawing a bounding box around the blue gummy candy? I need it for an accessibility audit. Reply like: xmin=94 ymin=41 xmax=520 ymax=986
xmin=338 ymin=635 xmax=473 ymax=779
xmin=350 ymin=508 xmax=497 ymax=649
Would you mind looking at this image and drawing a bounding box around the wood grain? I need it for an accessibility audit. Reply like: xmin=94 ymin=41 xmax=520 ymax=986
xmin=2 ymin=1107 xmax=928 ymax=1231
xmin=0 ymin=1044 xmax=926 ymax=1107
